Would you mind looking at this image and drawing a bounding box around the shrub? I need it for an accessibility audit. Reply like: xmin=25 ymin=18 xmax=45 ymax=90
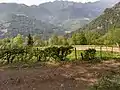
xmin=0 ymin=45 xmax=73 ymax=64
xmin=58 ymin=46 xmax=73 ymax=61
xmin=83 ymin=48 xmax=96 ymax=60
xmin=44 ymin=46 xmax=73 ymax=61
xmin=90 ymin=74 xmax=120 ymax=90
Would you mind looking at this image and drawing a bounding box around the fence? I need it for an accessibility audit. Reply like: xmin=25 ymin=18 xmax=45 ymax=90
xmin=72 ymin=45 xmax=120 ymax=60
xmin=0 ymin=45 xmax=120 ymax=63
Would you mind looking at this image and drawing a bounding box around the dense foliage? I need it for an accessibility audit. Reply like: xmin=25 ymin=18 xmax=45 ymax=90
xmin=84 ymin=49 xmax=96 ymax=60
xmin=90 ymin=74 xmax=120 ymax=90
xmin=0 ymin=46 xmax=73 ymax=64
xmin=0 ymin=35 xmax=73 ymax=64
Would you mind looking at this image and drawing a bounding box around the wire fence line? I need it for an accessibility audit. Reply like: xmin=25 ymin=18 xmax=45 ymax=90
xmin=72 ymin=45 xmax=120 ymax=60
xmin=74 ymin=45 xmax=120 ymax=53
xmin=0 ymin=45 xmax=120 ymax=62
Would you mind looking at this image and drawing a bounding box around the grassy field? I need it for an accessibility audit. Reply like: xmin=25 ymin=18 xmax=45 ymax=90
xmin=67 ymin=50 xmax=120 ymax=60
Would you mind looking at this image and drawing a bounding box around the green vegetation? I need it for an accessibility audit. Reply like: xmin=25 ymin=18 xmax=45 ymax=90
xmin=90 ymin=73 xmax=120 ymax=90
xmin=67 ymin=50 xmax=120 ymax=60
xmin=83 ymin=49 xmax=96 ymax=60
xmin=72 ymin=2 xmax=120 ymax=46
xmin=83 ymin=2 xmax=120 ymax=33
xmin=0 ymin=33 xmax=119 ymax=65
xmin=0 ymin=3 xmax=120 ymax=65
xmin=70 ymin=32 xmax=87 ymax=45
xmin=0 ymin=34 xmax=74 ymax=64
xmin=97 ymin=28 xmax=120 ymax=45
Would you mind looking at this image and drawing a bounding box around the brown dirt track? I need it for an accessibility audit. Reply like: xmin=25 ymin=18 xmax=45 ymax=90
xmin=0 ymin=60 xmax=120 ymax=90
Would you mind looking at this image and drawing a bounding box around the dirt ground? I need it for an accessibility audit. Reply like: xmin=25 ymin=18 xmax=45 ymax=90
xmin=0 ymin=60 xmax=120 ymax=90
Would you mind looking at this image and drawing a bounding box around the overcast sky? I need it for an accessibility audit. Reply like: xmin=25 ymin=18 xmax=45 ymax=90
xmin=0 ymin=0 xmax=99 ymax=5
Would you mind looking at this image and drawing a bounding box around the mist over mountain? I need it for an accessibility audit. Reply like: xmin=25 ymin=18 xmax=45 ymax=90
xmin=0 ymin=0 xmax=119 ymax=38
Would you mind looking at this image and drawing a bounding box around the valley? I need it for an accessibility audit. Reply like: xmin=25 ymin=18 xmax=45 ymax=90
xmin=0 ymin=0 xmax=119 ymax=38
xmin=0 ymin=1 xmax=120 ymax=90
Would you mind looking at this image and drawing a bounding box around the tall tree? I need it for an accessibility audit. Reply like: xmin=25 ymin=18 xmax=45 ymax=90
xmin=27 ymin=34 xmax=34 ymax=46
xmin=85 ymin=31 xmax=101 ymax=45
xmin=13 ymin=34 xmax=23 ymax=47
xmin=79 ymin=32 xmax=87 ymax=45
xmin=71 ymin=32 xmax=87 ymax=45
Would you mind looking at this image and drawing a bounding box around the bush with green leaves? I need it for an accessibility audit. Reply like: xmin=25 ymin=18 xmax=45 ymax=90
xmin=84 ymin=48 xmax=96 ymax=60
xmin=44 ymin=46 xmax=73 ymax=61
xmin=33 ymin=48 xmax=46 ymax=62
xmin=90 ymin=74 xmax=120 ymax=90
xmin=0 ymin=45 xmax=73 ymax=64
xmin=0 ymin=46 xmax=26 ymax=64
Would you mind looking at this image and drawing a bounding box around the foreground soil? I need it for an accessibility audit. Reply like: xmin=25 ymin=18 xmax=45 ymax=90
xmin=0 ymin=60 xmax=120 ymax=90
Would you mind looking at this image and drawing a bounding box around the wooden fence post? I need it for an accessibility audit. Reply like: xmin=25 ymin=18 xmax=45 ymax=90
xmin=100 ymin=46 xmax=102 ymax=59
xmin=111 ymin=46 xmax=113 ymax=58
xmin=75 ymin=47 xmax=77 ymax=60
xmin=119 ymin=45 xmax=120 ymax=53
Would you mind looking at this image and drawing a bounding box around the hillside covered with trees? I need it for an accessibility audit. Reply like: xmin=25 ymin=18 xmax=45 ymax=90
xmin=71 ymin=2 xmax=120 ymax=45
xmin=0 ymin=0 xmax=119 ymax=39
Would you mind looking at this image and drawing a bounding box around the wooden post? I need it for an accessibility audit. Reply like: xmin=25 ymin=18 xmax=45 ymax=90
xmin=119 ymin=45 xmax=120 ymax=53
xmin=7 ymin=52 xmax=9 ymax=64
xmin=111 ymin=46 xmax=113 ymax=58
xmin=100 ymin=46 xmax=102 ymax=59
xmin=75 ymin=47 xmax=77 ymax=60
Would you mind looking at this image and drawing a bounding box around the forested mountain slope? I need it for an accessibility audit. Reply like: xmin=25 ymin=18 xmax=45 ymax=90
xmin=82 ymin=2 xmax=120 ymax=34
xmin=73 ymin=2 xmax=120 ymax=45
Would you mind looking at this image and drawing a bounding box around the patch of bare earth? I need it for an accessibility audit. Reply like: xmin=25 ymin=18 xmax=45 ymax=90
xmin=0 ymin=60 xmax=120 ymax=90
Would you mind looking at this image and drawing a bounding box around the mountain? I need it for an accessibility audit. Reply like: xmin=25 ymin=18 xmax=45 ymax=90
xmin=31 ymin=0 xmax=120 ymax=31
xmin=0 ymin=14 xmax=64 ymax=39
xmin=80 ymin=2 xmax=120 ymax=34
xmin=74 ymin=2 xmax=120 ymax=45
xmin=0 ymin=0 xmax=119 ymax=38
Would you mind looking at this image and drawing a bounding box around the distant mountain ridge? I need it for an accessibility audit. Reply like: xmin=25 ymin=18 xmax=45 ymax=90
xmin=0 ymin=0 xmax=119 ymax=24
xmin=0 ymin=0 xmax=119 ymax=38
xmin=0 ymin=14 xmax=65 ymax=39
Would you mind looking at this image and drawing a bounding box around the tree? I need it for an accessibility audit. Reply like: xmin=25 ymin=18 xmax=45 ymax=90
xmin=85 ymin=31 xmax=101 ymax=45
xmin=62 ymin=37 xmax=69 ymax=45
xmin=27 ymin=34 xmax=34 ymax=46
xmin=80 ymin=32 xmax=87 ymax=45
xmin=71 ymin=33 xmax=77 ymax=45
xmin=71 ymin=32 xmax=87 ymax=45
xmin=58 ymin=36 xmax=69 ymax=45
xmin=104 ymin=28 xmax=120 ymax=45
xmin=13 ymin=34 xmax=23 ymax=47
xmin=33 ymin=35 xmax=45 ymax=46
xmin=49 ymin=34 xmax=59 ymax=45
